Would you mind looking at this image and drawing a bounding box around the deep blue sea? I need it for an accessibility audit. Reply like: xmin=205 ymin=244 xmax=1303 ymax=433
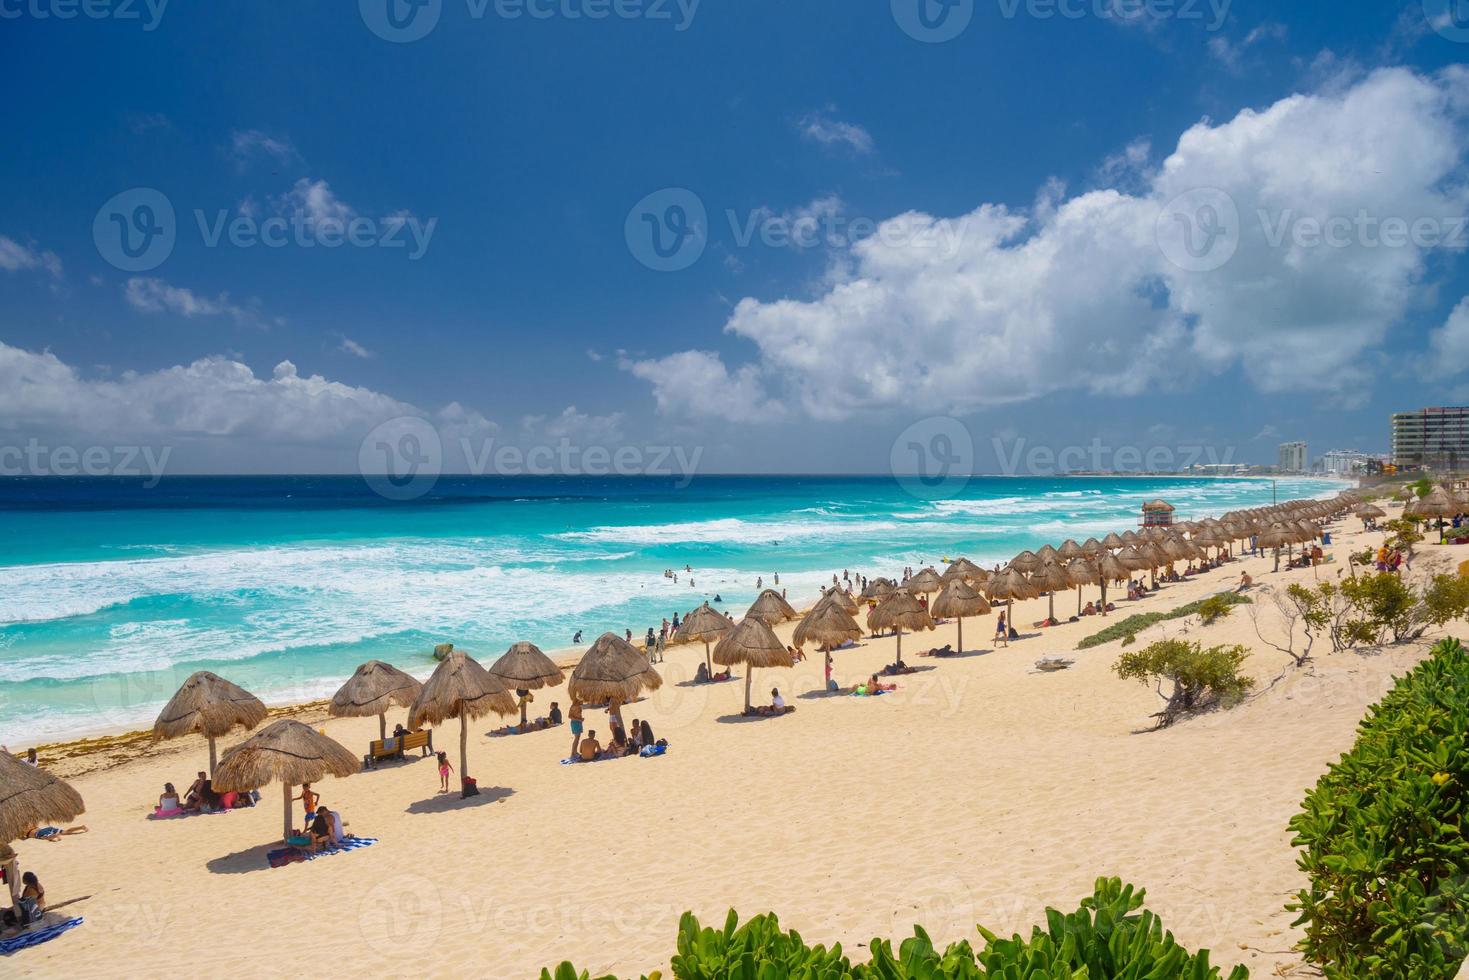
xmin=0 ymin=474 xmax=1340 ymax=743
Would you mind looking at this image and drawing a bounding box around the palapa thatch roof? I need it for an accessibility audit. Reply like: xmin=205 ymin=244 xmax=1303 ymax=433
xmin=867 ymin=589 xmax=935 ymax=634
xmin=1408 ymin=487 xmax=1458 ymax=519
xmin=1009 ymin=550 xmax=1041 ymax=573
xmin=329 ymin=660 xmax=423 ymax=719
xmin=1056 ymin=540 xmax=1084 ymax=561
xmin=746 ymin=588 xmax=798 ymax=626
xmin=408 ymin=650 xmax=517 ymax=728
xmin=1029 ymin=560 xmax=1074 ymax=593
xmin=568 ymin=633 xmax=663 ymax=703
xmin=713 ymin=617 xmax=794 ymax=669
xmin=1097 ymin=553 xmax=1130 ymax=582
xmin=0 ymin=750 xmax=85 ymax=843
xmin=674 ymin=603 xmax=733 ymax=643
xmin=816 ymin=588 xmax=860 ymax=615
xmin=1064 ymin=557 xmax=1101 ymax=587
xmin=1080 ymin=537 xmax=1105 ymax=557
xmin=211 ymin=720 xmax=359 ymax=794
xmin=905 ymin=567 xmax=943 ymax=595
xmin=1100 ymin=532 xmax=1126 ymax=550
xmin=488 ymin=641 xmax=565 ymax=690
xmin=794 ymin=603 xmax=863 ymax=650
xmin=860 ymin=578 xmax=896 ymax=600
xmin=940 ymin=557 xmax=983 ymax=583
xmin=930 ymin=579 xmax=991 ymax=618
xmin=986 ymin=566 xmax=1039 ymax=602
xmin=153 ymin=670 xmax=267 ymax=741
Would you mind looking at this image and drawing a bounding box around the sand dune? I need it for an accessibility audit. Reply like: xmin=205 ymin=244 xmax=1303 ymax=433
xmin=9 ymin=509 xmax=1452 ymax=978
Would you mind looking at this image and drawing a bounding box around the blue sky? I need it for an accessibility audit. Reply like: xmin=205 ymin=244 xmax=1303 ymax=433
xmin=3 ymin=0 xmax=1469 ymax=476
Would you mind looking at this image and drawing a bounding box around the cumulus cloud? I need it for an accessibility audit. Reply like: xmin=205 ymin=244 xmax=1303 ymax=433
xmin=798 ymin=109 xmax=874 ymax=155
xmin=633 ymin=68 xmax=1469 ymax=423
xmin=0 ymin=235 xmax=62 ymax=281
xmin=621 ymin=350 xmax=784 ymax=423
xmin=124 ymin=277 xmax=279 ymax=328
xmin=273 ymin=178 xmax=356 ymax=231
xmin=338 ymin=336 xmax=374 ymax=359
xmin=0 ymin=341 xmax=497 ymax=473
xmin=1428 ymin=296 xmax=1469 ymax=378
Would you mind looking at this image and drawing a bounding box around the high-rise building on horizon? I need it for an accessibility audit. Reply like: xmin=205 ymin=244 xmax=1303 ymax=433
xmin=1277 ymin=441 xmax=1308 ymax=473
xmin=1391 ymin=407 xmax=1469 ymax=470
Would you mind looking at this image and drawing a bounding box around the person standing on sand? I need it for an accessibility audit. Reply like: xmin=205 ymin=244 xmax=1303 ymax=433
xmin=436 ymin=752 xmax=453 ymax=793
xmin=569 ymin=700 xmax=584 ymax=758
xmin=994 ymin=611 xmax=1008 ymax=647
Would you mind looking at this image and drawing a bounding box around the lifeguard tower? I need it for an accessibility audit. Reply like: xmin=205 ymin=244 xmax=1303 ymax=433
xmin=1141 ymin=499 xmax=1175 ymax=528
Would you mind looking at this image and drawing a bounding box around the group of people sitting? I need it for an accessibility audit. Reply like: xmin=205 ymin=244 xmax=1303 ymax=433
xmin=853 ymin=674 xmax=897 ymax=696
xmin=747 ymin=688 xmax=792 ymax=716
xmin=1079 ymin=601 xmax=1119 ymax=616
xmin=0 ymin=870 xmax=45 ymax=929
xmin=693 ymin=662 xmax=732 ymax=684
xmin=880 ymin=658 xmax=918 ymax=676
xmin=157 ymin=772 xmax=258 ymax=816
xmin=574 ymin=717 xmax=664 ymax=761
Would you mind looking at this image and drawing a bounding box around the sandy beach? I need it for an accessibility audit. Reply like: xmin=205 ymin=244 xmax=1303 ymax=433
xmin=6 ymin=501 xmax=1453 ymax=979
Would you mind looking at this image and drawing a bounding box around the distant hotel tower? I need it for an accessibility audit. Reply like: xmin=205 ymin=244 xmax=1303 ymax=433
xmin=1277 ymin=441 xmax=1308 ymax=473
xmin=1391 ymin=407 xmax=1469 ymax=470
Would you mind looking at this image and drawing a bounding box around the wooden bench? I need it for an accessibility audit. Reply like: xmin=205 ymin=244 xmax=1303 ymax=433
xmin=364 ymin=730 xmax=434 ymax=768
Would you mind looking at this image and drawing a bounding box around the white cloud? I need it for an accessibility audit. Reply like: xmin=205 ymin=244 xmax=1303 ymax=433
xmin=0 ymin=341 xmax=498 ymax=472
xmin=1094 ymin=138 xmax=1152 ymax=190
xmin=274 ymin=178 xmax=355 ymax=231
xmin=0 ymin=235 xmax=62 ymax=281
xmin=124 ymin=277 xmax=279 ymax=328
xmin=338 ymin=336 xmax=374 ymax=359
xmin=632 ymin=68 xmax=1469 ymax=423
xmin=1428 ymin=296 xmax=1469 ymax=378
xmin=520 ymin=406 xmax=625 ymax=443
xmin=1208 ymin=22 xmax=1286 ymax=71
xmin=798 ymin=110 xmax=874 ymax=155
xmin=230 ymin=128 xmax=298 ymax=167
xmin=621 ymin=350 xmax=784 ymax=423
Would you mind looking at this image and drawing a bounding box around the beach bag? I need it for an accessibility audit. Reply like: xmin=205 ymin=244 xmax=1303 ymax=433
xmin=16 ymin=897 xmax=39 ymax=926
xmin=461 ymin=776 xmax=479 ymax=798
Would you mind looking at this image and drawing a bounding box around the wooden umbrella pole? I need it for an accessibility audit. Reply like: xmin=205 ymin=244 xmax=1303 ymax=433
xmin=283 ymin=782 xmax=293 ymax=842
xmin=957 ymin=616 xmax=964 ymax=655
xmin=704 ymin=641 xmax=712 ymax=679
xmin=743 ymin=665 xmax=754 ymax=713
xmin=459 ymin=703 xmax=469 ymax=787
xmin=1100 ymin=581 xmax=1108 ymax=616
xmin=379 ymin=713 xmax=387 ymax=742
xmin=896 ymin=626 xmax=903 ymax=661
xmin=208 ymin=735 xmax=218 ymax=777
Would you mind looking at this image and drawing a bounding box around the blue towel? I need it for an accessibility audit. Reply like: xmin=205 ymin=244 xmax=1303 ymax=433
xmin=0 ymin=916 xmax=83 ymax=955
xmin=639 ymin=744 xmax=667 ymax=757
xmin=267 ymin=836 xmax=377 ymax=868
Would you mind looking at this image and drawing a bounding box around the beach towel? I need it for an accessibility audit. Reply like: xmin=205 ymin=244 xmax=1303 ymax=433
xmin=0 ymin=916 xmax=83 ymax=955
xmin=638 ymin=744 xmax=667 ymax=757
xmin=149 ymin=806 xmax=231 ymax=821
xmin=266 ymin=836 xmax=377 ymax=868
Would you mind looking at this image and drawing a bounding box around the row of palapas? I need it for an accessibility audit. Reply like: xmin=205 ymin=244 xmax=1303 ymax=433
xmin=0 ymin=491 xmax=1370 ymax=852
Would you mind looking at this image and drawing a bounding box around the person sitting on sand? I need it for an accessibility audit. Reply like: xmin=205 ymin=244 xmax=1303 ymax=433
xmin=639 ymin=719 xmax=655 ymax=747
xmin=159 ymin=782 xmax=180 ymax=812
xmin=788 ymin=644 xmax=805 ymax=663
xmin=578 ymin=730 xmax=602 ymax=762
xmin=14 ymin=872 xmax=44 ymax=925
xmin=182 ymin=771 xmax=212 ymax=811
xmin=1236 ymin=572 xmax=1253 ymax=592
xmin=548 ymin=702 xmax=563 ymax=726
xmin=1082 ymin=601 xmax=1097 ymax=616
xmin=695 ymin=661 xmax=710 ymax=683
xmin=306 ymin=805 xmax=334 ymax=851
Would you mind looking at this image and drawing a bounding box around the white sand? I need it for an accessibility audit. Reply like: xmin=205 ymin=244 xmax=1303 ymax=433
xmin=9 ymin=505 xmax=1453 ymax=978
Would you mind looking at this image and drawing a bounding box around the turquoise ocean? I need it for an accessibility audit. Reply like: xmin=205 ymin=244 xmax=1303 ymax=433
xmin=0 ymin=474 xmax=1341 ymax=743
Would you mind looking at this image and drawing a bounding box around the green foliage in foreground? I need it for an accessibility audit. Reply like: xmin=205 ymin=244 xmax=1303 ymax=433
xmin=540 ymin=878 xmax=1248 ymax=979
xmin=1076 ymin=591 xmax=1251 ymax=649
xmin=1290 ymin=636 xmax=1469 ymax=978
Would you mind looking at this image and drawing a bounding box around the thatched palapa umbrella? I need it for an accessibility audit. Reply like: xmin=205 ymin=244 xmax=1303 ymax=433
xmin=930 ymin=579 xmax=990 ymax=654
xmin=714 ymin=617 xmax=793 ymax=713
xmin=860 ymin=578 xmax=896 ymax=600
xmin=568 ymin=632 xmax=664 ymax=710
xmin=818 ymin=588 xmax=860 ymax=615
xmin=940 ymin=557 xmax=983 ymax=584
xmin=1065 ymin=557 xmax=1101 ymax=615
xmin=409 ymin=651 xmax=516 ymax=796
xmin=1096 ymin=553 xmax=1129 ymax=615
xmin=0 ymin=751 xmax=84 ymax=906
xmin=674 ymin=602 xmax=733 ymax=678
xmin=866 ymin=589 xmax=935 ymax=662
xmin=489 ymin=642 xmax=565 ymax=727
xmin=330 ymin=660 xmax=423 ymax=742
xmin=905 ymin=567 xmax=943 ymax=599
xmin=1030 ymin=560 xmax=1074 ymax=622
xmin=213 ymin=720 xmax=358 ymax=842
xmin=154 ymin=671 xmax=268 ymax=776
xmin=985 ymin=566 xmax=1038 ymax=629
xmin=746 ymin=589 xmax=798 ymax=626
xmin=794 ymin=603 xmax=862 ymax=652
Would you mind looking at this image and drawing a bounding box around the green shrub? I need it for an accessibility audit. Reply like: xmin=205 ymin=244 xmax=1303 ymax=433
xmin=1076 ymin=592 xmax=1250 ymax=649
xmin=541 ymin=879 xmax=1247 ymax=978
xmin=1285 ymin=573 xmax=1467 ymax=651
xmin=1290 ymin=637 xmax=1469 ymax=978
xmin=1114 ymin=638 xmax=1254 ymax=727
xmin=1197 ymin=593 xmax=1238 ymax=625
